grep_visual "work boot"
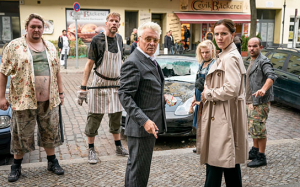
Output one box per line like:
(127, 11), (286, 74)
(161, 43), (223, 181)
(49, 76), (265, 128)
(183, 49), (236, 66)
(88, 147), (98, 164)
(247, 152), (267, 167)
(8, 164), (21, 182)
(193, 149), (196, 153)
(116, 146), (129, 156)
(47, 158), (64, 175)
(248, 146), (259, 160)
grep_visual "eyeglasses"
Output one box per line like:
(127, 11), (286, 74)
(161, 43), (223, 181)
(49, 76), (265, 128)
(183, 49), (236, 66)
(140, 37), (160, 44)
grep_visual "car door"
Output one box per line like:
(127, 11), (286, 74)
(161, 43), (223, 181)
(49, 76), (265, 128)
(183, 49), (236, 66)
(268, 50), (290, 104)
(283, 53), (300, 109)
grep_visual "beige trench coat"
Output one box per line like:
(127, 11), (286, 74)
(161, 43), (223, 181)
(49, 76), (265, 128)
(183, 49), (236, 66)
(196, 43), (248, 168)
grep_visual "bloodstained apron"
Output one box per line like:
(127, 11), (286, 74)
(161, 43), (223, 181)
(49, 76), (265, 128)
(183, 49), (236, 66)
(88, 34), (123, 114)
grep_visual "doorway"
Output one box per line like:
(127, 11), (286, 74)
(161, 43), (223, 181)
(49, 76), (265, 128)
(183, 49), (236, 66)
(0, 1), (20, 47)
(125, 11), (138, 42)
(288, 16), (300, 48)
(152, 13), (163, 49)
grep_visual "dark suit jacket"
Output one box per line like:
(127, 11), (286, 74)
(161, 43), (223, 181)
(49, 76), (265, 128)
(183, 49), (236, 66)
(118, 49), (167, 137)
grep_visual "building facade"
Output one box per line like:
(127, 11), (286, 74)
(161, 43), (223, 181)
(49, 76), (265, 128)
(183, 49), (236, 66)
(0, 0), (299, 50)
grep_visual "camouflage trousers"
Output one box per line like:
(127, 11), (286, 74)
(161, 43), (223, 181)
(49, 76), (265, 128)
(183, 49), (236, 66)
(11, 101), (62, 155)
(246, 102), (270, 139)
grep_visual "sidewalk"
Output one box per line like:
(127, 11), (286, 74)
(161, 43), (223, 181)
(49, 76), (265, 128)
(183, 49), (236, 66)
(0, 139), (299, 186)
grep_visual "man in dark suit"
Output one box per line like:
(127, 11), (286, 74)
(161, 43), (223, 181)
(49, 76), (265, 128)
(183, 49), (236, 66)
(118, 22), (167, 187)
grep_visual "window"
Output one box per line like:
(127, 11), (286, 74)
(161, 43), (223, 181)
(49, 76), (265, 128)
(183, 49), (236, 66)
(287, 55), (300, 75)
(270, 52), (287, 70)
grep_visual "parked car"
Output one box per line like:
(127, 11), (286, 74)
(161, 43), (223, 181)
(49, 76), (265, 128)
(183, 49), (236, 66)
(122, 55), (199, 137)
(0, 55), (12, 155)
(244, 48), (300, 110)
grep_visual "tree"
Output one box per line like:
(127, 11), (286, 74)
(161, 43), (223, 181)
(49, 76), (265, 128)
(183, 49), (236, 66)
(250, 0), (257, 38)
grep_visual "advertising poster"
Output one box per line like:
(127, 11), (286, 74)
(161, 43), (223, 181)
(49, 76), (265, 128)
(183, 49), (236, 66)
(44, 20), (54, 34)
(202, 24), (207, 41)
(66, 9), (110, 43)
(167, 13), (181, 42)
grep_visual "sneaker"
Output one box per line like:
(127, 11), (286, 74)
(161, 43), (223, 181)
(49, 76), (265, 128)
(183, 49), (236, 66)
(193, 149), (197, 153)
(47, 159), (64, 175)
(116, 146), (129, 156)
(8, 164), (21, 182)
(248, 146), (259, 160)
(247, 153), (267, 167)
(88, 147), (98, 164)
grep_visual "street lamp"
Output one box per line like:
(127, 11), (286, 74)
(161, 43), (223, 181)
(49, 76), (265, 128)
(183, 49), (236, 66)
(281, 0), (286, 46)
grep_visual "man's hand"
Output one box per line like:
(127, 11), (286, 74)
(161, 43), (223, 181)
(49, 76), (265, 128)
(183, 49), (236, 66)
(59, 48), (61, 53)
(77, 90), (89, 106)
(252, 89), (266, 98)
(0, 98), (9, 111)
(59, 95), (64, 105)
(143, 120), (159, 139)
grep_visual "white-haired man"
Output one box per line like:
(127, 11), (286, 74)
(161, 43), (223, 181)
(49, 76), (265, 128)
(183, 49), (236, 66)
(119, 22), (167, 187)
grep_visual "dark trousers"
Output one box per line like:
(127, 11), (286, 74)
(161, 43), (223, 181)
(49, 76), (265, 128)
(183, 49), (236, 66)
(204, 164), (242, 187)
(125, 136), (156, 187)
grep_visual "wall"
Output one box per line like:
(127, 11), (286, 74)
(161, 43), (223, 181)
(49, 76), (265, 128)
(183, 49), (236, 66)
(19, 0), (180, 41)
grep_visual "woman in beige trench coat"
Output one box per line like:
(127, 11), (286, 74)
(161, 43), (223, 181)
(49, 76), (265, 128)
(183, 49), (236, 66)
(198, 19), (248, 187)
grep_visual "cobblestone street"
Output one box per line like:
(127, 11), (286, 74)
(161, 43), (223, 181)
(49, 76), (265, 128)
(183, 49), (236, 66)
(0, 60), (299, 186)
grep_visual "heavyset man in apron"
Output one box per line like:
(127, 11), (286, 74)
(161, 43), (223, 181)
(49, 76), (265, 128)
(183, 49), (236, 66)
(77, 12), (128, 164)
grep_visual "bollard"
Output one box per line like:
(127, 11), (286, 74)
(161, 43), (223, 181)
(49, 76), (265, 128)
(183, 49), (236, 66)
(64, 48), (68, 69)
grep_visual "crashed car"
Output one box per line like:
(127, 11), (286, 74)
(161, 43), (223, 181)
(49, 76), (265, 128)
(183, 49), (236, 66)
(122, 55), (199, 136)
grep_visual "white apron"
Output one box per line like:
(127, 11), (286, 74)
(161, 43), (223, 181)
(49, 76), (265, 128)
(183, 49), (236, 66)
(88, 34), (123, 114)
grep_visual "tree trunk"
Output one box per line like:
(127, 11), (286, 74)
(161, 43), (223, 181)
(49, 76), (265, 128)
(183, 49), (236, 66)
(250, 0), (257, 38)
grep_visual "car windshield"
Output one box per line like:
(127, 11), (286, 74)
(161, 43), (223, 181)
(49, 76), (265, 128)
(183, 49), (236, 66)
(156, 57), (199, 78)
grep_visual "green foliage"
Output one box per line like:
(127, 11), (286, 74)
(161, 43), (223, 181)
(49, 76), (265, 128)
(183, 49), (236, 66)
(48, 39), (88, 58)
(241, 33), (262, 51)
(241, 35), (249, 51)
(212, 39), (220, 50)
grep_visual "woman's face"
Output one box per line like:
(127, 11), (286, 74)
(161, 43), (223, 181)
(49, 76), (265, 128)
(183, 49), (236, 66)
(214, 24), (235, 50)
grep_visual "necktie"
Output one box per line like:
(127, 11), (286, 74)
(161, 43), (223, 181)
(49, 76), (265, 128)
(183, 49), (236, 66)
(151, 59), (158, 71)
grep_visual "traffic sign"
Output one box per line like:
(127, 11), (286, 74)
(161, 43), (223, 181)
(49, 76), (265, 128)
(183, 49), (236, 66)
(73, 2), (80, 12)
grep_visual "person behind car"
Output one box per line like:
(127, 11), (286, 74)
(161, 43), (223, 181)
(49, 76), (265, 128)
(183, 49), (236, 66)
(164, 31), (172, 54)
(246, 37), (277, 168)
(191, 40), (216, 153)
(0, 13), (65, 182)
(130, 28), (137, 45)
(199, 19), (248, 187)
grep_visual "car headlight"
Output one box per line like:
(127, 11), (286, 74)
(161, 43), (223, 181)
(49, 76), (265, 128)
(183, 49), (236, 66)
(174, 97), (194, 116)
(0, 116), (11, 129)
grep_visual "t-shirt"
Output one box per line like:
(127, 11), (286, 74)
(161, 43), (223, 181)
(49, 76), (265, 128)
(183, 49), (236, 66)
(88, 33), (123, 69)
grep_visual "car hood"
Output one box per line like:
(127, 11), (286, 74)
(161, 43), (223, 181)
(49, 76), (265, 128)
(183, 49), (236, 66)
(164, 78), (195, 103)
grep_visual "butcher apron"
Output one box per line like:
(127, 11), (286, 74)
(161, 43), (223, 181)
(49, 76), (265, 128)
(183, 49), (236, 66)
(88, 34), (123, 114)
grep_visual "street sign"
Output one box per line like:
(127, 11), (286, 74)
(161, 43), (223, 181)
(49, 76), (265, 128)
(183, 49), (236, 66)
(73, 2), (80, 12)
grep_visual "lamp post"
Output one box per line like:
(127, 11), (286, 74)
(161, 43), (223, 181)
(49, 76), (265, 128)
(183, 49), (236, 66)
(281, 0), (286, 46)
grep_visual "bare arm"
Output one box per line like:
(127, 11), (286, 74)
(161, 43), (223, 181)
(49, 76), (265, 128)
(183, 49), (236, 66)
(252, 78), (274, 98)
(81, 59), (94, 90)
(0, 73), (9, 110)
(0, 73), (8, 99)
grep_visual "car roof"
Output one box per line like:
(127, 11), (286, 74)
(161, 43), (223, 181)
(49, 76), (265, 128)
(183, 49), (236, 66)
(264, 47), (300, 53)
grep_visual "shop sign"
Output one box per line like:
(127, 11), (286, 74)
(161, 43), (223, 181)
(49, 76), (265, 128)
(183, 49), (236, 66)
(65, 9), (109, 43)
(180, 0), (243, 12)
(167, 13), (181, 42)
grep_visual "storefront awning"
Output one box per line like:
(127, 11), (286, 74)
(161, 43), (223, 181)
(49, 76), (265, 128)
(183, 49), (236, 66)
(175, 13), (251, 24)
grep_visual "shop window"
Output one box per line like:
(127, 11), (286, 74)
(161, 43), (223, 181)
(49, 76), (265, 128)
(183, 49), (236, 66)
(270, 52), (287, 70)
(287, 55), (300, 75)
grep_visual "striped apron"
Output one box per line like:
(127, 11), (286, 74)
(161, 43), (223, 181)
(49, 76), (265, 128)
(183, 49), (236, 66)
(88, 34), (123, 114)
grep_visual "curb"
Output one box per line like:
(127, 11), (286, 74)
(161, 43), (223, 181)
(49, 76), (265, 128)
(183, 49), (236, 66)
(0, 139), (298, 171)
